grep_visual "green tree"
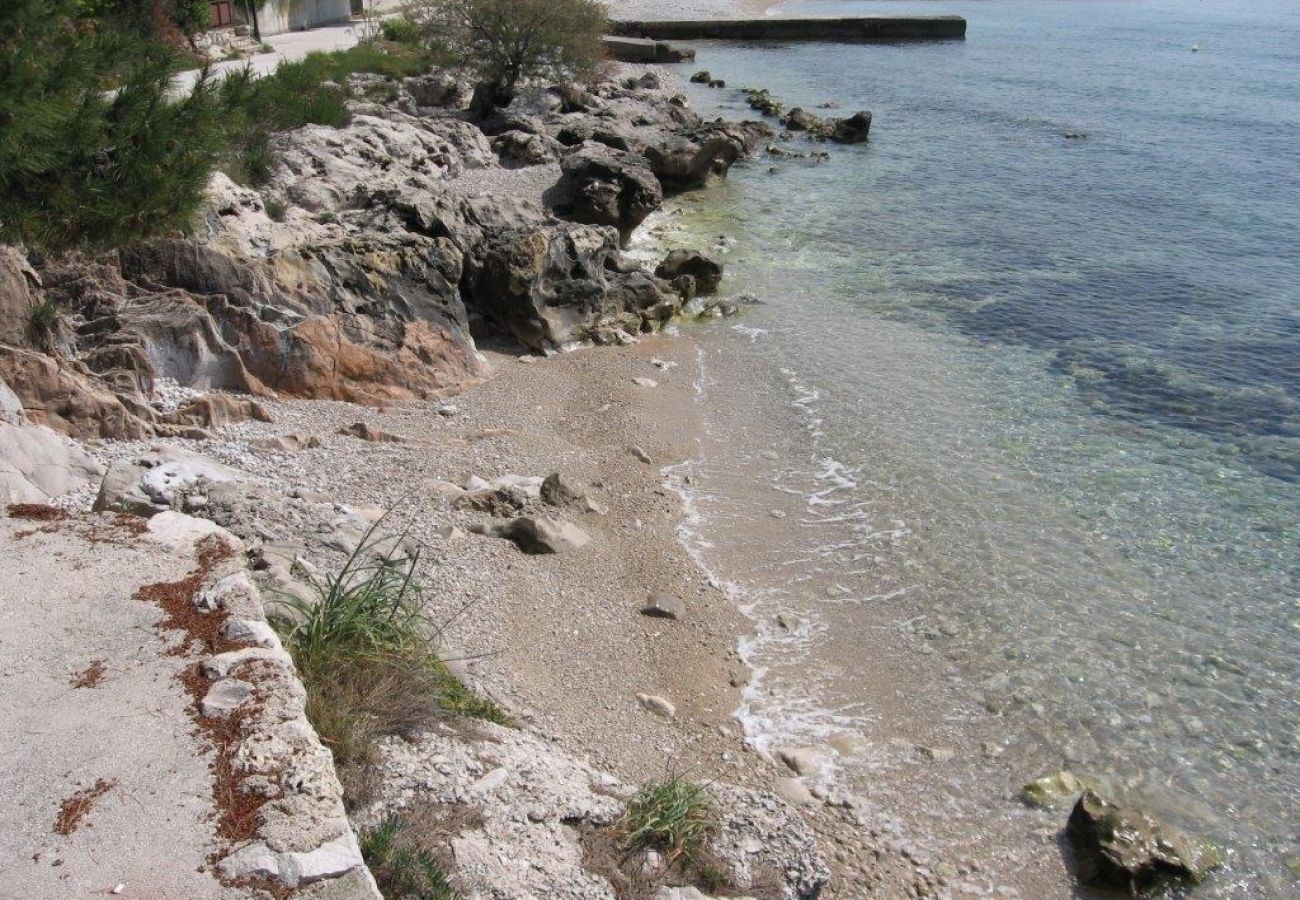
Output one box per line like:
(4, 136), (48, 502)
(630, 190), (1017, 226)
(0, 0), (225, 252)
(408, 0), (607, 111)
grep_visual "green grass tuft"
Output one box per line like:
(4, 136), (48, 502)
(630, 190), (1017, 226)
(362, 815), (459, 900)
(621, 777), (717, 866)
(271, 518), (509, 768)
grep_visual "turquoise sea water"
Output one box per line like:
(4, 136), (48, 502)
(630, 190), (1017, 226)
(653, 0), (1299, 894)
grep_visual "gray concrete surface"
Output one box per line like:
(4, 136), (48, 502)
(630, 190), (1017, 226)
(0, 514), (238, 900)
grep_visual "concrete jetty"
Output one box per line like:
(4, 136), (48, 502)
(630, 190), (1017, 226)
(610, 15), (967, 43)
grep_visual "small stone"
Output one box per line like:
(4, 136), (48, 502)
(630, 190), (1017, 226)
(636, 693), (676, 718)
(201, 679), (252, 717)
(769, 509), (787, 519)
(630, 446), (653, 464)
(434, 524), (464, 541)
(436, 404), (459, 417)
(632, 376), (659, 388)
(337, 422), (403, 443)
(540, 472), (584, 506)
(641, 593), (685, 620)
(917, 745), (955, 763)
(776, 612), (800, 632)
(473, 516), (591, 554)
(776, 746), (825, 777)
(773, 777), (816, 807)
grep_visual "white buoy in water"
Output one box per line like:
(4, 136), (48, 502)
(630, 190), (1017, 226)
(1191, 44), (1200, 52)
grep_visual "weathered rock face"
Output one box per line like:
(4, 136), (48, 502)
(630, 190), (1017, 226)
(557, 143), (663, 236)
(1067, 790), (1223, 895)
(1, 68), (771, 430)
(0, 246), (39, 347)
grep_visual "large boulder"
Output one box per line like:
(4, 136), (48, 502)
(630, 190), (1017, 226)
(0, 422), (103, 503)
(114, 229), (484, 406)
(557, 143), (663, 237)
(1067, 790), (1224, 895)
(655, 250), (724, 295)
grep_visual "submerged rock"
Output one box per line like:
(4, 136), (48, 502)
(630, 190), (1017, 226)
(1021, 769), (1099, 809)
(1067, 790), (1224, 894)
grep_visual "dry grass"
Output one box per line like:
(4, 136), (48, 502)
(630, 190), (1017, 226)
(71, 659), (107, 688)
(6, 503), (67, 521)
(54, 778), (116, 835)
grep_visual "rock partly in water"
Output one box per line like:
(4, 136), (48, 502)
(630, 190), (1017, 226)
(1067, 790), (1224, 894)
(656, 250), (724, 295)
(830, 111), (873, 144)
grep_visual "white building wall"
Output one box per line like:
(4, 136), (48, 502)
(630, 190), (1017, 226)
(256, 0), (353, 36)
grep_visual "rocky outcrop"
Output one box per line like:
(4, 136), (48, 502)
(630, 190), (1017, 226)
(0, 65), (775, 432)
(1067, 790), (1223, 895)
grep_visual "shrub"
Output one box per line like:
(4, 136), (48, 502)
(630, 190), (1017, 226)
(361, 815), (459, 900)
(381, 16), (423, 46)
(28, 300), (60, 343)
(621, 777), (716, 865)
(406, 0), (607, 110)
(271, 520), (509, 768)
(0, 0), (227, 251)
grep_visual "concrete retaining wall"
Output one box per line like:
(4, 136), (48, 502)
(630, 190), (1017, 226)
(609, 15), (967, 43)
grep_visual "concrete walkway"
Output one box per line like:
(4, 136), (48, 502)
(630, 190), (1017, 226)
(0, 513), (239, 900)
(173, 20), (371, 93)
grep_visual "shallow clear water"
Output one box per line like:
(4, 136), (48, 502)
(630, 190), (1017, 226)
(648, 0), (1300, 894)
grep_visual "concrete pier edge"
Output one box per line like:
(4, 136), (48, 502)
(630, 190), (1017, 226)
(609, 15), (967, 43)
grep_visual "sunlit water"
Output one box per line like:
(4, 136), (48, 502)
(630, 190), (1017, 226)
(639, 0), (1300, 894)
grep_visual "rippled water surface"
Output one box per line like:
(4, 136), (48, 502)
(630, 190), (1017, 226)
(648, 0), (1300, 894)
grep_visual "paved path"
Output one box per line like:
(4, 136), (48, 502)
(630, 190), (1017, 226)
(0, 513), (240, 900)
(173, 20), (372, 93)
